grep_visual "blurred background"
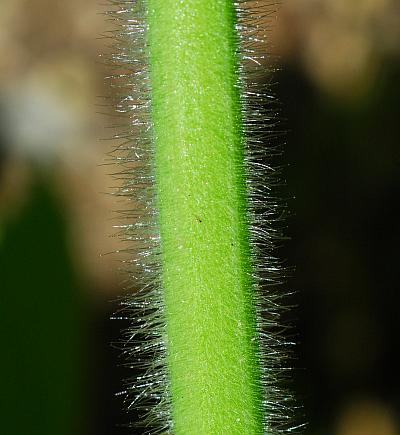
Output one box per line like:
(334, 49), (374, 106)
(0, 0), (399, 434)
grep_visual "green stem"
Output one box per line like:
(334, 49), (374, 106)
(148, 1), (263, 432)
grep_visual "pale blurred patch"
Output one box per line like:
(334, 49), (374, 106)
(270, 0), (400, 101)
(0, 0), (123, 295)
(336, 398), (398, 435)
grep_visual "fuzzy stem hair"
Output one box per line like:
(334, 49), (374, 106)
(106, 0), (296, 433)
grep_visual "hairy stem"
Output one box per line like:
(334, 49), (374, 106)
(148, 1), (263, 432)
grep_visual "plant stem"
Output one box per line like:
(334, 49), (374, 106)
(148, 1), (263, 432)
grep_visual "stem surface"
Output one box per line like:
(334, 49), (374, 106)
(148, 1), (263, 432)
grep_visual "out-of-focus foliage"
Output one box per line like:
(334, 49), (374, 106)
(0, 177), (85, 435)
